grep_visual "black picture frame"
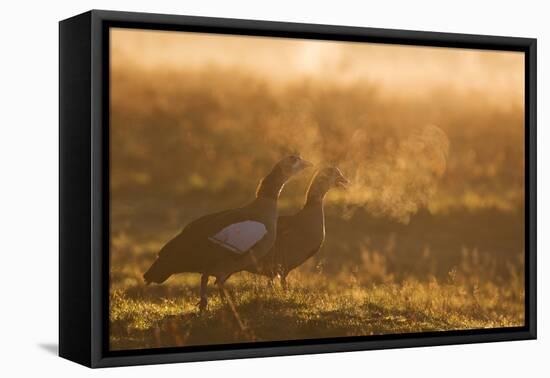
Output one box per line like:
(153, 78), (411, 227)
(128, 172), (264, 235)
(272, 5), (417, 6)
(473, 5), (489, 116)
(59, 9), (537, 368)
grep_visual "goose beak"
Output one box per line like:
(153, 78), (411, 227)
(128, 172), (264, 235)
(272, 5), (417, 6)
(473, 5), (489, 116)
(335, 175), (350, 189)
(299, 159), (314, 169)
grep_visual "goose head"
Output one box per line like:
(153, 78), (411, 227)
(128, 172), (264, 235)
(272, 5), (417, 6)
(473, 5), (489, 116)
(256, 155), (313, 199)
(306, 166), (349, 204)
(278, 154), (314, 179)
(315, 166), (349, 191)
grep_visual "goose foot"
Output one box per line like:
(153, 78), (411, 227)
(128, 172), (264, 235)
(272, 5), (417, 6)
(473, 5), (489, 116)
(280, 275), (288, 291)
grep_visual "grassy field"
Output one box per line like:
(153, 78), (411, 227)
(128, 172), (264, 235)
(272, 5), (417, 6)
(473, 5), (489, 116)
(110, 275), (524, 350)
(109, 206), (524, 350)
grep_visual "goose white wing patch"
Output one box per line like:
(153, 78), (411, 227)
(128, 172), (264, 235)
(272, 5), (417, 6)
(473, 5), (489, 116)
(209, 221), (267, 254)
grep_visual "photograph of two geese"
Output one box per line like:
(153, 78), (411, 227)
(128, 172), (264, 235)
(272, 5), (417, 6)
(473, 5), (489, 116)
(144, 156), (348, 311)
(109, 28), (526, 350)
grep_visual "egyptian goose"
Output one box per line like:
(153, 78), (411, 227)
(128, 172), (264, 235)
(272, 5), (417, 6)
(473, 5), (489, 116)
(247, 167), (349, 288)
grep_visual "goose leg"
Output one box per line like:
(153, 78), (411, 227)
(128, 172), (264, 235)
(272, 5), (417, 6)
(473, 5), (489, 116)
(216, 280), (247, 333)
(280, 275), (288, 291)
(198, 274), (209, 312)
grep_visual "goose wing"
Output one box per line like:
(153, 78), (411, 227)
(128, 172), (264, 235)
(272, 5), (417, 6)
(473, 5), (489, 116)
(158, 207), (270, 272)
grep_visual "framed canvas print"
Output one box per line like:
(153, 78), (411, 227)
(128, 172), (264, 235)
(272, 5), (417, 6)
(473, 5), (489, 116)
(59, 10), (537, 368)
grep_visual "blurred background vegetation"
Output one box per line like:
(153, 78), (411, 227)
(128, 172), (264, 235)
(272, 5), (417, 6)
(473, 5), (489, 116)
(109, 29), (525, 350)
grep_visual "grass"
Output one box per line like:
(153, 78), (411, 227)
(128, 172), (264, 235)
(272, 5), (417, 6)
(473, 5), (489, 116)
(109, 206), (524, 350)
(110, 263), (524, 350)
(108, 195), (526, 350)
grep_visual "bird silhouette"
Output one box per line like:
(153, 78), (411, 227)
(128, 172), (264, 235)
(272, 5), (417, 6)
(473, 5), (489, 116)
(247, 167), (349, 288)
